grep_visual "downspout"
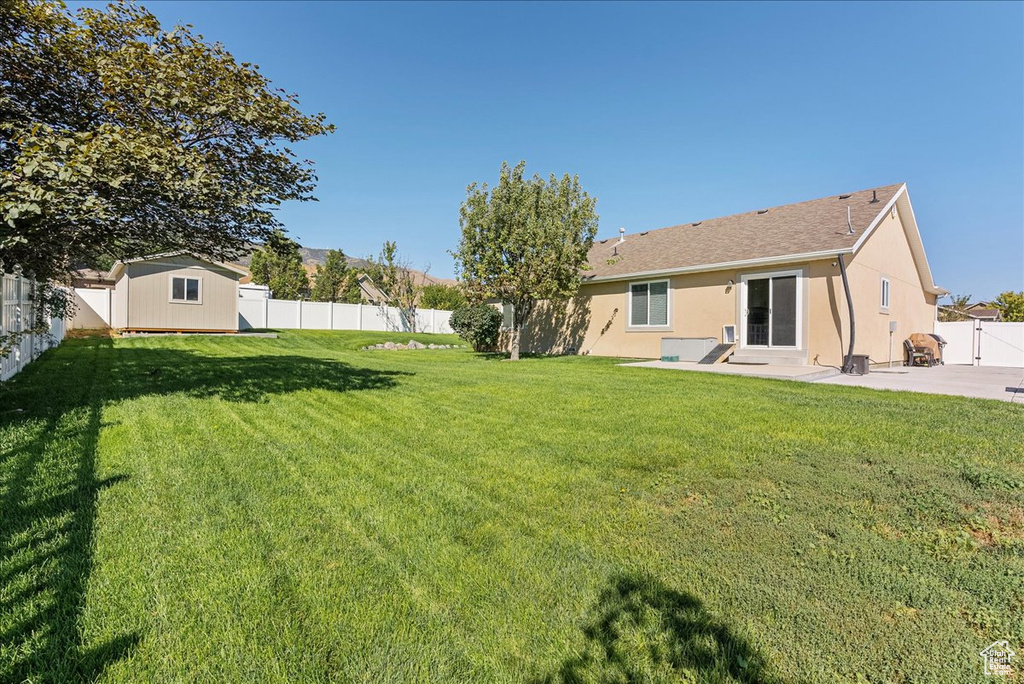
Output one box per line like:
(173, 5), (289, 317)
(838, 253), (856, 373)
(838, 205), (856, 373)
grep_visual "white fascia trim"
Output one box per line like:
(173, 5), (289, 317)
(850, 183), (944, 295)
(583, 248), (852, 284)
(108, 252), (248, 279)
(894, 187), (945, 295)
(851, 183), (906, 254)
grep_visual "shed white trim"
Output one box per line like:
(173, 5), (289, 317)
(109, 251), (248, 280)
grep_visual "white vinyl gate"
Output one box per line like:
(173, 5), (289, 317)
(1, 273), (67, 381)
(935, 320), (1024, 368)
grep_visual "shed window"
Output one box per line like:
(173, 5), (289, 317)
(172, 276), (201, 302)
(501, 303), (514, 330)
(630, 280), (669, 327)
(880, 277), (890, 310)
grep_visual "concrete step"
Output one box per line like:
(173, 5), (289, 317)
(729, 349), (809, 366)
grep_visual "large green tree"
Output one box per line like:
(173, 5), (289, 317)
(0, 0), (332, 292)
(310, 248), (360, 303)
(249, 230), (308, 300)
(993, 291), (1024, 322)
(454, 161), (598, 360)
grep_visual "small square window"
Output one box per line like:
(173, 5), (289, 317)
(171, 276), (201, 303)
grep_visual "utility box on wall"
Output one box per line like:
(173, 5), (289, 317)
(661, 337), (719, 362)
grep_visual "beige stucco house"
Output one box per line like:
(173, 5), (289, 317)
(108, 253), (246, 333)
(517, 183), (946, 368)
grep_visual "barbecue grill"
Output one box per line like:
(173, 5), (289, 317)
(906, 332), (946, 366)
(926, 333), (947, 364)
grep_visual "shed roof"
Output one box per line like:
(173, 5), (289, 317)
(108, 252), (249, 280)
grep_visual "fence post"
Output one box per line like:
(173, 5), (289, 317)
(329, 302), (334, 330)
(357, 303), (363, 331)
(975, 320), (983, 366)
(263, 296), (269, 329)
(16, 273), (23, 374)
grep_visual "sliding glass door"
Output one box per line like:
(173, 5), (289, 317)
(742, 272), (800, 348)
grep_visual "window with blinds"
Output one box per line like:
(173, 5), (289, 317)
(629, 280), (669, 327)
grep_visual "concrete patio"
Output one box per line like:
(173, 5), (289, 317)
(815, 364), (1024, 403)
(619, 360), (839, 382)
(619, 360), (1024, 403)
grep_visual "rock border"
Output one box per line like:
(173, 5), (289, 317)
(361, 340), (468, 351)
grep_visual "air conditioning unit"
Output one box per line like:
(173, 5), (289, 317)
(722, 325), (736, 344)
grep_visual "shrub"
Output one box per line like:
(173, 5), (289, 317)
(420, 283), (467, 311)
(450, 305), (502, 351)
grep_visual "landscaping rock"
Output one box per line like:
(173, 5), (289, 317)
(408, 340), (426, 350)
(376, 343), (386, 349)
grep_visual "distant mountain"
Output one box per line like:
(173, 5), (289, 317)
(297, 247), (372, 271)
(233, 245), (369, 270)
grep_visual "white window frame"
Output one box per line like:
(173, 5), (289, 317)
(739, 268), (803, 350)
(627, 279), (671, 330)
(169, 275), (203, 304)
(880, 276), (891, 311)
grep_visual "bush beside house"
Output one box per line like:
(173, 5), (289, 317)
(450, 305), (502, 351)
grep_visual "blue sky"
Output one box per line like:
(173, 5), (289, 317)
(86, 1), (1022, 298)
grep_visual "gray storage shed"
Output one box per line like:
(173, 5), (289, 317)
(108, 252), (246, 333)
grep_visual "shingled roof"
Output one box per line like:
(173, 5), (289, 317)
(584, 183), (913, 281)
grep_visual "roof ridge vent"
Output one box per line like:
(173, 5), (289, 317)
(757, 209), (769, 214)
(838, 193), (852, 199)
(692, 221), (702, 226)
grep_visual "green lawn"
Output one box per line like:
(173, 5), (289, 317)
(1, 331), (1022, 683)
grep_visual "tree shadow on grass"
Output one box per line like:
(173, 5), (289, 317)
(0, 372), (137, 682)
(538, 573), (783, 684)
(104, 347), (413, 403)
(0, 339), (412, 681)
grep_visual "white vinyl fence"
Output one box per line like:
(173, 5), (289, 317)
(1, 272), (67, 381)
(70, 286), (456, 335)
(238, 296), (454, 334)
(935, 320), (1024, 368)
